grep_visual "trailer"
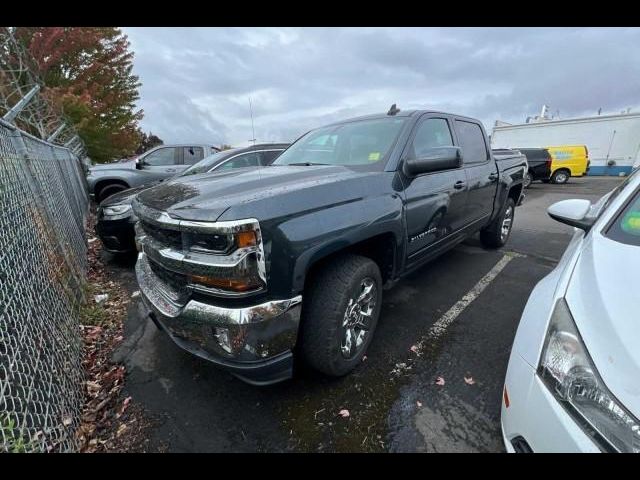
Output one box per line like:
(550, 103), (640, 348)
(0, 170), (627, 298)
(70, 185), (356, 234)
(491, 112), (640, 176)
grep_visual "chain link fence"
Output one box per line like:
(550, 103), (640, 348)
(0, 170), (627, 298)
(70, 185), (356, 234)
(1, 27), (89, 453)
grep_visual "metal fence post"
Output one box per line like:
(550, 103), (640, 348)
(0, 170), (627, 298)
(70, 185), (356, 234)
(2, 85), (40, 124)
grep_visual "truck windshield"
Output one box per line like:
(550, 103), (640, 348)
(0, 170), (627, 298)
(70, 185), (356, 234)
(273, 117), (407, 167)
(180, 150), (240, 176)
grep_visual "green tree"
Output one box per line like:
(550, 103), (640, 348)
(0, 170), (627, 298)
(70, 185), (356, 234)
(136, 131), (164, 154)
(15, 27), (143, 163)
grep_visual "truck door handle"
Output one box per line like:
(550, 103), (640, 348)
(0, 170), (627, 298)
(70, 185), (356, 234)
(166, 168), (176, 172)
(454, 181), (466, 189)
(488, 173), (498, 180)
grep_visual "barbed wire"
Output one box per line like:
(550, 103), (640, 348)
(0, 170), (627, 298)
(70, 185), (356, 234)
(0, 27), (87, 158)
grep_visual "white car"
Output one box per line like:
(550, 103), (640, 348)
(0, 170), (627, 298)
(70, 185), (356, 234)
(501, 169), (640, 453)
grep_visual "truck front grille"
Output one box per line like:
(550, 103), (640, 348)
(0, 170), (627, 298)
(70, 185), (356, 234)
(145, 255), (191, 306)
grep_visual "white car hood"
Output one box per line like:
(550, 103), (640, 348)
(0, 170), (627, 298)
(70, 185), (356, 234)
(565, 232), (640, 419)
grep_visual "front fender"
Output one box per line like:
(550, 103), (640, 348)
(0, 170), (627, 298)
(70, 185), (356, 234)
(87, 169), (151, 193)
(264, 193), (404, 297)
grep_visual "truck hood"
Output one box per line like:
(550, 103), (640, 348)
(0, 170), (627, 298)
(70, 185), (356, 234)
(565, 233), (640, 419)
(90, 159), (137, 172)
(100, 184), (151, 207)
(135, 165), (388, 223)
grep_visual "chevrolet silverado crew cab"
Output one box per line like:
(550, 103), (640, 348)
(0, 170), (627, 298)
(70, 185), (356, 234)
(133, 109), (527, 385)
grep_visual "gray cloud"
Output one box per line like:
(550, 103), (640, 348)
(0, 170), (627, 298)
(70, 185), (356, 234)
(124, 27), (640, 147)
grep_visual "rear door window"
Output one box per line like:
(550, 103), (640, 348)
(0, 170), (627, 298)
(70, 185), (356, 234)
(455, 120), (488, 164)
(183, 146), (204, 165)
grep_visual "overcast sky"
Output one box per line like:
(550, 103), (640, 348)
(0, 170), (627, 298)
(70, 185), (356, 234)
(123, 27), (640, 147)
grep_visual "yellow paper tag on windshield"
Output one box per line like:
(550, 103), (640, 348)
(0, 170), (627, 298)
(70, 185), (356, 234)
(368, 152), (381, 162)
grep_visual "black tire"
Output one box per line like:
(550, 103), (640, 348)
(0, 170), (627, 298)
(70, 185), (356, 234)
(299, 254), (383, 377)
(98, 183), (127, 203)
(523, 172), (533, 189)
(480, 197), (516, 249)
(551, 169), (570, 184)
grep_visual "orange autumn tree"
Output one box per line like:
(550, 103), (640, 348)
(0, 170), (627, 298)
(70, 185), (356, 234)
(15, 27), (143, 163)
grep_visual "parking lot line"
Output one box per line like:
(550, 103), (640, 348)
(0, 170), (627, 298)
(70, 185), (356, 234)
(414, 251), (524, 353)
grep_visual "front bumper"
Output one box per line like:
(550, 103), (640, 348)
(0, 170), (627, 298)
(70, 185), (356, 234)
(135, 252), (302, 385)
(96, 214), (137, 253)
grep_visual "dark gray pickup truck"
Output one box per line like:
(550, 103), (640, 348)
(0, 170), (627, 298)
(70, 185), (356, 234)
(133, 109), (527, 385)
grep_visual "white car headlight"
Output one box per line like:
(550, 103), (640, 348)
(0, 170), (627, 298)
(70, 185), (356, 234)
(103, 204), (132, 217)
(538, 298), (640, 453)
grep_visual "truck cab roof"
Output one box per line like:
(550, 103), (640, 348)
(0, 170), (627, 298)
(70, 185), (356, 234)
(322, 109), (483, 128)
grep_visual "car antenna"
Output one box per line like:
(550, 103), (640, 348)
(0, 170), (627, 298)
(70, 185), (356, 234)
(387, 103), (401, 116)
(249, 96), (257, 146)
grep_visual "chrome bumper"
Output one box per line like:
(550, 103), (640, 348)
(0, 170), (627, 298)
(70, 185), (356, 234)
(135, 252), (302, 382)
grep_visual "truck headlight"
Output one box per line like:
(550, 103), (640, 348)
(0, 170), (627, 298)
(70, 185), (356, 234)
(538, 298), (640, 452)
(181, 219), (266, 295)
(103, 204), (132, 217)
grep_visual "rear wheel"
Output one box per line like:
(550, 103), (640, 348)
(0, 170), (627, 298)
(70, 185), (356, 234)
(523, 172), (533, 189)
(299, 254), (382, 377)
(480, 198), (515, 249)
(98, 183), (127, 203)
(551, 169), (570, 184)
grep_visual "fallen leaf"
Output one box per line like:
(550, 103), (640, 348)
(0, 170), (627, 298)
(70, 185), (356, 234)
(410, 345), (419, 354)
(120, 396), (132, 415)
(131, 290), (141, 298)
(116, 424), (128, 437)
(435, 376), (445, 386)
(464, 376), (475, 385)
(338, 409), (350, 418)
(362, 355), (367, 362)
(416, 401), (422, 408)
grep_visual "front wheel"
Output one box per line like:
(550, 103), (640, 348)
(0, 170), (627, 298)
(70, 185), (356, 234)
(480, 198), (515, 249)
(299, 254), (382, 377)
(98, 183), (127, 203)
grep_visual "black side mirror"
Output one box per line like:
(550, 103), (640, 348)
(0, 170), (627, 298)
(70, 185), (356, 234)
(403, 146), (462, 177)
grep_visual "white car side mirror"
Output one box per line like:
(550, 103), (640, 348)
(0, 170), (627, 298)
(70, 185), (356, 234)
(547, 199), (595, 231)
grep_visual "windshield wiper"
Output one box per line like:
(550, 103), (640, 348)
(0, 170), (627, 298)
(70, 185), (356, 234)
(285, 162), (329, 166)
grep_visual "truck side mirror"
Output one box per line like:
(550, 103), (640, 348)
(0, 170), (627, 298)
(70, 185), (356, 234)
(403, 146), (462, 176)
(548, 199), (595, 231)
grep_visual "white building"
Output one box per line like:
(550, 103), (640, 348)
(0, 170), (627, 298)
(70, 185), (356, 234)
(491, 110), (640, 175)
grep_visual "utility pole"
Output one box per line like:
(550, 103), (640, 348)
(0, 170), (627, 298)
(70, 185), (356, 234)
(248, 97), (256, 146)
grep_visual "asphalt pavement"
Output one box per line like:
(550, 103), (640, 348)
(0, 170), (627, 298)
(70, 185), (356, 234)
(106, 175), (624, 452)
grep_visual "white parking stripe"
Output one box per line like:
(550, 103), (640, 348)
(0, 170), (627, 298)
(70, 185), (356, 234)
(412, 251), (524, 355)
